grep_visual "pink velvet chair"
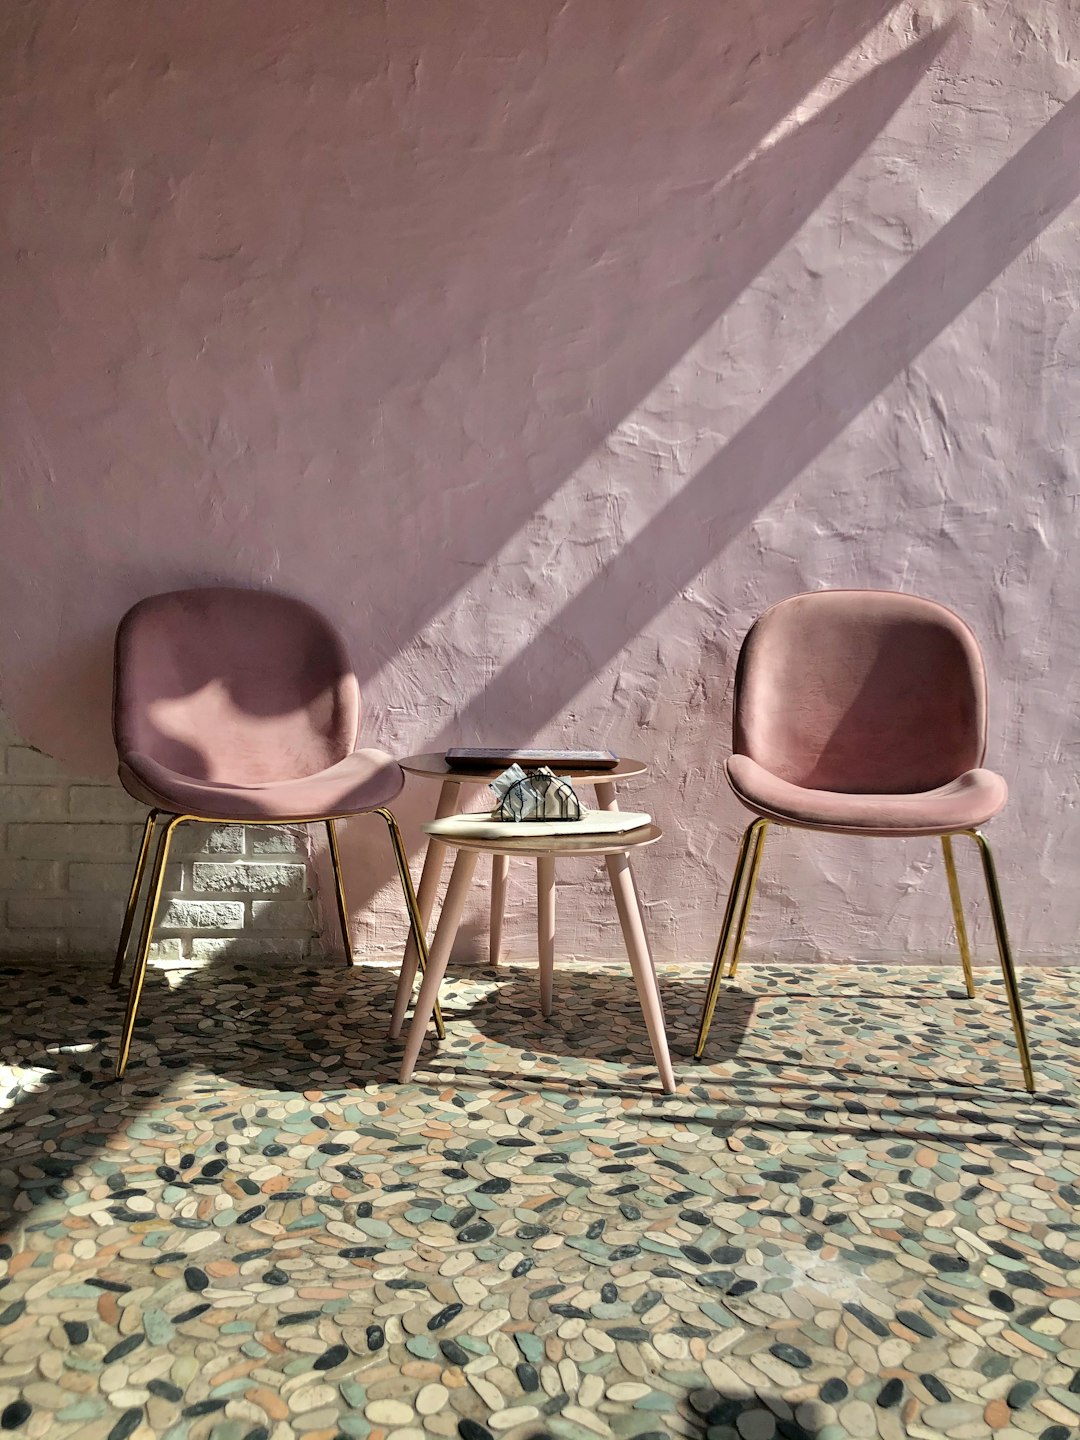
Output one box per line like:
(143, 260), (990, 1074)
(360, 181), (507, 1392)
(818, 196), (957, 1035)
(110, 586), (441, 1077)
(694, 590), (1034, 1091)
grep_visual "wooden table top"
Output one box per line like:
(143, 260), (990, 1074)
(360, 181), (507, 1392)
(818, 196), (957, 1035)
(400, 752), (648, 785)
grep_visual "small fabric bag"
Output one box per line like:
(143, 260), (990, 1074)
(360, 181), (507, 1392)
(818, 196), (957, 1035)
(491, 764), (582, 822)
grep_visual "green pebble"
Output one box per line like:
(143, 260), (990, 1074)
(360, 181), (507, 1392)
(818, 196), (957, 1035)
(633, 1391), (675, 1411)
(56, 1400), (107, 1422)
(337, 1414), (373, 1437)
(514, 1331), (544, 1363)
(405, 1336), (438, 1360)
(340, 1381), (367, 1408)
(143, 1309), (175, 1345)
(699, 1301), (737, 1328)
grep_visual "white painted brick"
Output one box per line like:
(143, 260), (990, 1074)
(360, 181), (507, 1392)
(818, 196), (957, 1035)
(4, 746), (67, 781)
(171, 825), (246, 857)
(0, 709), (334, 963)
(248, 825), (311, 855)
(8, 895), (123, 928)
(158, 899), (245, 930)
(7, 823), (138, 858)
(147, 937), (184, 962)
(188, 937), (309, 961)
(0, 859), (63, 892)
(191, 862), (307, 896)
(0, 785), (67, 820)
(68, 785), (145, 821)
(250, 899), (316, 933)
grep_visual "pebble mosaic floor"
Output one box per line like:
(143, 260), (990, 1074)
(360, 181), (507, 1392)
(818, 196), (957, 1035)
(1, 955), (1079, 1440)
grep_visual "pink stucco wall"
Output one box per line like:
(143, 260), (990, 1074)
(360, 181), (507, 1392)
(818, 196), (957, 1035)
(1, 0), (1078, 961)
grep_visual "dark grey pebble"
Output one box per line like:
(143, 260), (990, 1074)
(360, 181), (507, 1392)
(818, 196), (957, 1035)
(314, 1344), (349, 1370)
(147, 1380), (183, 1402)
(183, 1399), (226, 1418)
(458, 1222), (494, 1244)
(516, 1362), (540, 1392)
(1008, 1380), (1039, 1410)
(877, 1378), (904, 1408)
(366, 1324), (384, 1351)
(106, 1411), (142, 1440)
(770, 1343), (811, 1369)
(104, 1335), (143, 1364)
(458, 1421), (494, 1440)
(843, 1303), (889, 1337)
(1, 1401), (31, 1431)
(895, 1310), (935, 1337)
(183, 1267), (209, 1293)
(428, 1303), (463, 1331)
(438, 1339), (470, 1367)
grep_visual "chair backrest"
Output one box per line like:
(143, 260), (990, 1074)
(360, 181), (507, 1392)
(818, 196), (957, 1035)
(733, 590), (988, 794)
(113, 588), (361, 784)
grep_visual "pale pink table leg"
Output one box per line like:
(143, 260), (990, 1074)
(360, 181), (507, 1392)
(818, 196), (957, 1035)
(536, 856), (556, 1017)
(605, 849), (676, 1094)
(400, 848), (480, 1082)
(594, 778), (666, 1024)
(389, 778), (462, 1039)
(490, 855), (509, 965)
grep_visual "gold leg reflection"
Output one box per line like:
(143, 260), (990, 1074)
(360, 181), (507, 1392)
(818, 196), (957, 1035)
(115, 814), (185, 1079)
(966, 829), (1035, 1093)
(725, 821), (768, 980)
(941, 834), (975, 998)
(325, 819), (354, 967)
(376, 808), (445, 1041)
(694, 818), (767, 1060)
(111, 809), (159, 989)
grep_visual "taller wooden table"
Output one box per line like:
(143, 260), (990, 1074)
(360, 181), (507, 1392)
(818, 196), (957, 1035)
(389, 752), (650, 1040)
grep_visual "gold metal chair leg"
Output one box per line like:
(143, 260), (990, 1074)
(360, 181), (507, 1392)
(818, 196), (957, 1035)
(115, 814), (185, 1079)
(941, 834), (976, 998)
(376, 808), (445, 1041)
(725, 820), (768, 981)
(325, 819), (354, 967)
(110, 809), (159, 988)
(695, 819), (763, 1059)
(966, 829), (1035, 1093)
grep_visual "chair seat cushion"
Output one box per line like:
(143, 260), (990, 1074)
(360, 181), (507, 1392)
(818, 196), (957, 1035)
(119, 748), (405, 821)
(726, 755), (1007, 837)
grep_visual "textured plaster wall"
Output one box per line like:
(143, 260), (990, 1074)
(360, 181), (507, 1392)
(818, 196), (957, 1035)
(0, 0), (1078, 964)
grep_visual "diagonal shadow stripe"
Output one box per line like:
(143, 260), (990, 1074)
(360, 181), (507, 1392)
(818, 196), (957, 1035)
(436, 89), (1080, 745)
(350, 0), (911, 675)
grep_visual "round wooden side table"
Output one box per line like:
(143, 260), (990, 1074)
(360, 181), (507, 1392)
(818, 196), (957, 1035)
(397, 821), (674, 1094)
(390, 754), (651, 1041)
